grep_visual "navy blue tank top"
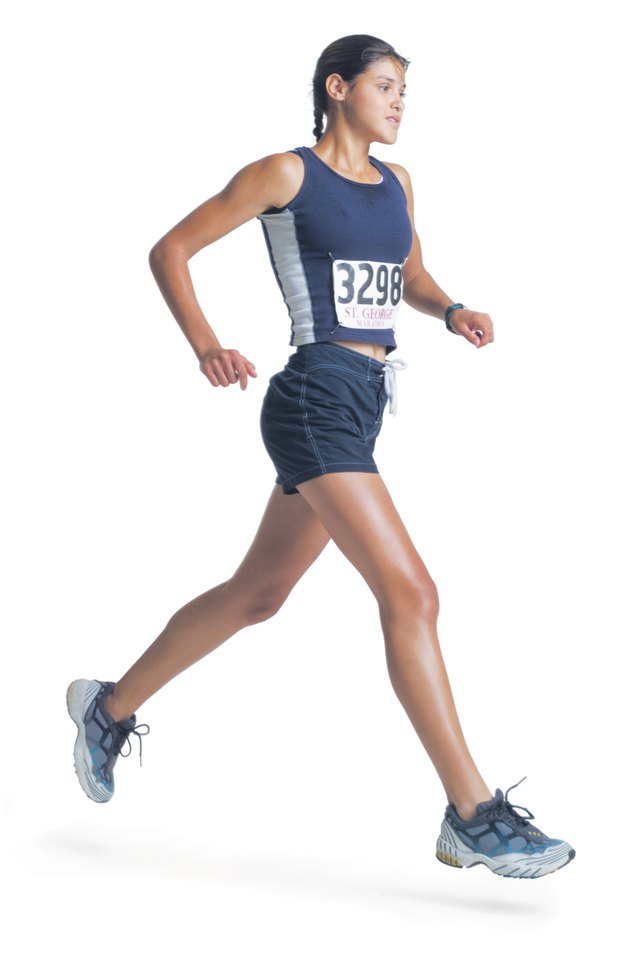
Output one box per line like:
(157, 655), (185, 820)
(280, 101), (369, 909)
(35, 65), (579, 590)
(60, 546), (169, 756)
(258, 146), (413, 353)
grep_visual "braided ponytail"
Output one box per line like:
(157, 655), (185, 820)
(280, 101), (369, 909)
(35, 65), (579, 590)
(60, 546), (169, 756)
(311, 35), (409, 141)
(312, 103), (325, 142)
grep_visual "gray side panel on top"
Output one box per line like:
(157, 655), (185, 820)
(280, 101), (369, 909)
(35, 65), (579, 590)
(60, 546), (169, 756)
(258, 210), (315, 345)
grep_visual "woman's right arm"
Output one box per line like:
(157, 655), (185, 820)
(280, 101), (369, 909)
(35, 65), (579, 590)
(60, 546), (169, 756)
(148, 152), (303, 389)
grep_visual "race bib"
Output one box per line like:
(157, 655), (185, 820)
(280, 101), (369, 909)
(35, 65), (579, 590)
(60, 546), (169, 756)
(332, 259), (403, 330)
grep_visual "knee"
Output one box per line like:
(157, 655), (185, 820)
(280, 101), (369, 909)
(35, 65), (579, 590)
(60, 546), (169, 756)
(227, 579), (291, 626)
(244, 591), (287, 624)
(379, 574), (440, 626)
(407, 576), (440, 623)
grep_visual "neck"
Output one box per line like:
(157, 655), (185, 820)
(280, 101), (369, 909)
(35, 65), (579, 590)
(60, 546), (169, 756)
(312, 125), (374, 180)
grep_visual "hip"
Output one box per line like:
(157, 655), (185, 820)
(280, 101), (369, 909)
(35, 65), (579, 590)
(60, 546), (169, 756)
(262, 342), (388, 442)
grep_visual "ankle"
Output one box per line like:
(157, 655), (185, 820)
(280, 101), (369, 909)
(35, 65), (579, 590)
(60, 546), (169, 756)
(103, 690), (131, 725)
(450, 790), (494, 821)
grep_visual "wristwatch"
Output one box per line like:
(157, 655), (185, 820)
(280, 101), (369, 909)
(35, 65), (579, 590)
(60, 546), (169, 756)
(444, 302), (467, 333)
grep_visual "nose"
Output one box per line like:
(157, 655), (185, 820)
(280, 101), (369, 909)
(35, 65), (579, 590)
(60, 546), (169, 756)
(390, 91), (404, 111)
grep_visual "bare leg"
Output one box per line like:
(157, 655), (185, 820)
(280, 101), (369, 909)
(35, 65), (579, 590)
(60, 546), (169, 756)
(105, 485), (330, 722)
(296, 471), (493, 820)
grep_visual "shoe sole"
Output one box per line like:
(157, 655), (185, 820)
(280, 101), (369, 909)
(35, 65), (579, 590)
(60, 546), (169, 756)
(436, 821), (576, 878)
(66, 679), (112, 803)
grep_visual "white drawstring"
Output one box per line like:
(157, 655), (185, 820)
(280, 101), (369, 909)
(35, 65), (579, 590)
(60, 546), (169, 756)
(383, 358), (408, 416)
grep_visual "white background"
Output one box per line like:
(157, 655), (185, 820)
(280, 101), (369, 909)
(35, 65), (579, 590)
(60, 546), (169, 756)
(2, 0), (637, 956)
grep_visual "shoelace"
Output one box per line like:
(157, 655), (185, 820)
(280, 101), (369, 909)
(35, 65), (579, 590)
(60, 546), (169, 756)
(383, 358), (408, 416)
(486, 775), (536, 828)
(115, 720), (151, 767)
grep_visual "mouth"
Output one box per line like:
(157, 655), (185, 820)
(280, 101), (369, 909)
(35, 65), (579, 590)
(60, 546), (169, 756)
(386, 116), (400, 126)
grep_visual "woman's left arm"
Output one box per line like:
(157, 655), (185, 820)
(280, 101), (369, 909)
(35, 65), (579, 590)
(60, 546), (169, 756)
(387, 163), (494, 349)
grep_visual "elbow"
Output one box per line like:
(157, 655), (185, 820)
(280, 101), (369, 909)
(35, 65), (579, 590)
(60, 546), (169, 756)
(401, 275), (419, 307)
(148, 238), (169, 269)
(402, 267), (428, 305)
(148, 237), (185, 273)
(148, 239), (164, 273)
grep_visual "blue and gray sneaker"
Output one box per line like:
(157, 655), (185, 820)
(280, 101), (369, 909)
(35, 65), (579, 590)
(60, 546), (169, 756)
(436, 777), (576, 878)
(67, 678), (149, 803)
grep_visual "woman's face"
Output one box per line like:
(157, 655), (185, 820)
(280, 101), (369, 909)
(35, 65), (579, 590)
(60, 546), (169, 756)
(340, 57), (406, 144)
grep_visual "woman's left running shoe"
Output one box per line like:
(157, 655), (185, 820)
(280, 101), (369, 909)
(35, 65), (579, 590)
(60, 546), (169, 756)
(67, 678), (149, 802)
(435, 777), (576, 879)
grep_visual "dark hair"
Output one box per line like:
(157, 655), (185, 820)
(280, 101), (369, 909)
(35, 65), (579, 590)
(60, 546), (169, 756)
(312, 35), (410, 141)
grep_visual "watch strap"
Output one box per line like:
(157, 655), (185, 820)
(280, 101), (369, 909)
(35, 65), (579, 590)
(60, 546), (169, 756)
(444, 302), (466, 333)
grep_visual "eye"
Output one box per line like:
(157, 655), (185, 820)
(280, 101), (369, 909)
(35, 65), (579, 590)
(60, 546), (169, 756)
(379, 85), (390, 92)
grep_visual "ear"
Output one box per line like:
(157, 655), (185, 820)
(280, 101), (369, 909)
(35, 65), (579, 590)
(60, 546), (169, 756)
(325, 72), (350, 103)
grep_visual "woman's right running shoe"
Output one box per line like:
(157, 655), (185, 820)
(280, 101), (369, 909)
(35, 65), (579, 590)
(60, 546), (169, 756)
(66, 678), (149, 803)
(435, 777), (576, 879)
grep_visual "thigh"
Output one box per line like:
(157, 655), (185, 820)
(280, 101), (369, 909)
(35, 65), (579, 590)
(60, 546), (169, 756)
(229, 484), (331, 595)
(296, 472), (433, 604)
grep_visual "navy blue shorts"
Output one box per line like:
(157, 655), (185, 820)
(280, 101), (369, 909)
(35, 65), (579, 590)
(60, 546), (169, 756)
(260, 342), (389, 495)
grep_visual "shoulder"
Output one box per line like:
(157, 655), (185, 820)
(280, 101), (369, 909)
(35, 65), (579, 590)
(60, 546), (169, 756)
(254, 150), (304, 177)
(239, 151), (305, 211)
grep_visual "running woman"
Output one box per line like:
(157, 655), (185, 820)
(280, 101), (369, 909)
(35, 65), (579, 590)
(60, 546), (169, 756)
(67, 35), (575, 879)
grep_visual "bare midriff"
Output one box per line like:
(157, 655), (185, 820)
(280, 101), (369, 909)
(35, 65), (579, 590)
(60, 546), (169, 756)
(333, 339), (387, 363)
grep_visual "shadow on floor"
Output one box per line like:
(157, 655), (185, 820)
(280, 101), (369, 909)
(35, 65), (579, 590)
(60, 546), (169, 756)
(34, 826), (550, 918)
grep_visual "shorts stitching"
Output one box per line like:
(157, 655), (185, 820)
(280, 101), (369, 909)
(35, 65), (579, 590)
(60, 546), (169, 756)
(297, 342), (387, 374)
(280, 462), (379, 492)
(301, 361), (382, 383)
(300, 372), (326, 475)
